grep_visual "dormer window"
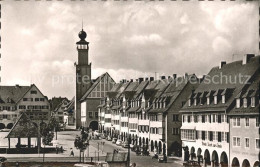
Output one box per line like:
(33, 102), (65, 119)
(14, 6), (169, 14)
(251, 97), (255, 107)
(207, 97), (210, 105)
(194, 99), (197, 106)
(163, 101), (166, 108)
(236, 98), (240, 108)
(188, 99), (191, 107)
(214, 96), (217, 104)
(243, 98), (247, 108)
(222, 95), (225, 104)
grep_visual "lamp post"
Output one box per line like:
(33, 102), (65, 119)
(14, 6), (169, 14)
(127, 133), (130, 167)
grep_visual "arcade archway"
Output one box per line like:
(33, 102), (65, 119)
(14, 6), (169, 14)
(0, 123), (5, 129)
(231, 157), (240, 167)
(242, 159), (250, 167)
(253, 161), (259, 167)
(212, 150), (219, 167)
(220, 152), (228, 167)
(7, 123), (13, 129)
(204, 149), (211, 166)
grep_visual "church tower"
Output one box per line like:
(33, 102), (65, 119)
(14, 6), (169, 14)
(75, 28), (92, 128)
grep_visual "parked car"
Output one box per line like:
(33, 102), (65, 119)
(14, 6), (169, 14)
(106, 136), (112, 141)
(116, 139), (122, 146)
(94, 130), (101, 137)
(183, 160), (201, 167)
(100, 134), (106, 139)
(112, 138), (117, 144)
(122, 141), (129, 148)
(158, 154), (167, 163)
(0, 157), (7, 162)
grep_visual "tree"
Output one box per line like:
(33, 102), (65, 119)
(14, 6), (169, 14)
(74, 128), (89, 162)
(41, 124), (54, 163)
(48, 117), (61, 140)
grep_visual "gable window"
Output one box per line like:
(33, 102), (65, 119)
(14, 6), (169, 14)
(172, 114), (179, 122)
(236, 99), (240, 108)
(30, 90), (37, 94)
(243, 98), (247, 108)
(89, 112), (93, 118)
(251, 97), (255, 107)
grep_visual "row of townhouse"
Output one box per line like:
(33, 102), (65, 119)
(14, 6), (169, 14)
(180, 54), (259, 167)
(98, 74), (201, 156)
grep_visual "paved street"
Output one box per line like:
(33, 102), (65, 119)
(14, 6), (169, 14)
(89, 139), (183, 167)
(0, 131), (184, 166)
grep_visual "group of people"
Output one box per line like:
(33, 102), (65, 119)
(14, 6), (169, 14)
(55, 145), (64, 154)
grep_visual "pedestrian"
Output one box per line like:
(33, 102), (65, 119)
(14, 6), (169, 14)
(60, 146), (63, 153)
(70, 148), (74, 156)
(131, 163), (136, 167)
(56, 145), (59, 154)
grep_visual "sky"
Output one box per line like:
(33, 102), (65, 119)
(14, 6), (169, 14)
(1, 0), (259, 99)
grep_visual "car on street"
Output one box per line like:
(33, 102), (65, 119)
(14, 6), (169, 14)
(116, 139), (122, 146)
(106, 136), (112, 141)
(0, 157), (7, 162)
(122, 141), (129, 148)
(183, 160), (201, 167)
(100, 134), (106, 139)
(94, 130), (101, 137)
(112, 138), (117, 144)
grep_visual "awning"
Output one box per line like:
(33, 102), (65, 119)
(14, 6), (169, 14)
(180, 125), (196, 130)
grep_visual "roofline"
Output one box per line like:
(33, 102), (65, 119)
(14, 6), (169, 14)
(15, 84), (50, 105)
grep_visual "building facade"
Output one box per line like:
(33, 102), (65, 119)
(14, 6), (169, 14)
(99, 74), (200, 156)
(180, 54), (259, 167)
(0, 84), (50, 130)
(228, 71), (259, 167)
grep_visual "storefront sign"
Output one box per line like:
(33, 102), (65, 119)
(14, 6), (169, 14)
(201, 141), (222, 148)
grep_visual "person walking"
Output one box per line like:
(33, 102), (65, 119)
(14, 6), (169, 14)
(70, 148), (74, 156)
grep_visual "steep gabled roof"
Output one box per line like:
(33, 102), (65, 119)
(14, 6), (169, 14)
(80, 72), (115, 101)
(6, 113), (39, 138)
(50, 97), (68, 111)
(229, 71), (260, 116)
(0, 85), (31, 104)
(181, 56), (260, 112)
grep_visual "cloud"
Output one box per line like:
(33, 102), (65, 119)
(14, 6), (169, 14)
(180, 13), (191, 24)
(1, 1), (258, 99)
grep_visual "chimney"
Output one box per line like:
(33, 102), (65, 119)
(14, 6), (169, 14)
(150, 77), (154, 81)
(219, 61), (226, 69)
(168, 76), (171, 79)
(130, 79), (133, 82)
(185, 73), (188, 79)
(160, 76), (166, 80)
(173, 74), (177, 79)
(138, 78), (144, 83)
(243, 54), (255, 65)
(15, 84), (20, 88)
